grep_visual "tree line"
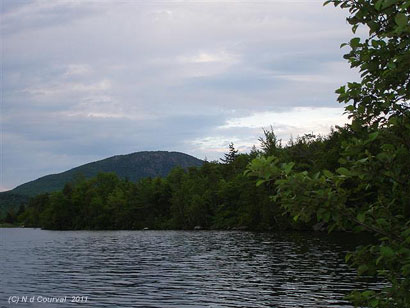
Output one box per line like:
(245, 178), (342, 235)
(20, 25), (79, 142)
(7, 127), (352, 231)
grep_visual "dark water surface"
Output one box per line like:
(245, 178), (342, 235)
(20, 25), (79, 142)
(1, 228), (379, 307)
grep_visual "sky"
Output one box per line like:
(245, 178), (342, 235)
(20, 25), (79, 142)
(1, 0), (358, 191)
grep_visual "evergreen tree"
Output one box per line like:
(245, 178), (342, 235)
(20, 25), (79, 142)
(220, 142), (238, 164)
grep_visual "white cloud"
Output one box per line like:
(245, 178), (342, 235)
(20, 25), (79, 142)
(23, 79), (111, 97)
(78, 112), (126, 119)
(180, 51), (239, 64)
(190, 135), (257, 156)
(63, 64), (92, 77)
(189, 107), (350, 159)
(220, 107), (349, 132)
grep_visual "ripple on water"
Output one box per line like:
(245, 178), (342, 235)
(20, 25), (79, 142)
(0, 229), (381, 307)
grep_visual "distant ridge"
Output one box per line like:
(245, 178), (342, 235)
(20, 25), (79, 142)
(0, 151), (203, 210)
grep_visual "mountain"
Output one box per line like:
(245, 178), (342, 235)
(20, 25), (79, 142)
(0, 151), (203, 212)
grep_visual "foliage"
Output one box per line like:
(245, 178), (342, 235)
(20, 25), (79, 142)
(12, 132), (350, 231)
(0, 192), (29, 216)
(248, 126), (410, 307)
(248, 0), (410, 306)
(325, 0), (410, 127)
(0, 151), (203, 198)
(220, 142), (239, 164)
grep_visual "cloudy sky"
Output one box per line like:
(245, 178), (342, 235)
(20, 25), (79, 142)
(1, 0), (358, 191)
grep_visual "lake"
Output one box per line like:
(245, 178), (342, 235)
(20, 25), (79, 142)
(0, 228), (379, 307)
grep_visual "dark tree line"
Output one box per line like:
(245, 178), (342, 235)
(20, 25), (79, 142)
(9, 126), (353, 231)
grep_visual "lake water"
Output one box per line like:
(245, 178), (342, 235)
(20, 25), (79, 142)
(0, 228), (379, 307)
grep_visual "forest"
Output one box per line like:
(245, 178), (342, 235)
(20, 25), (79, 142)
(3, 127), (351, 231)
(1, 0), (409, 306)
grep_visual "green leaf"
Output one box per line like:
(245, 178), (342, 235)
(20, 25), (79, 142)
(395, 13), (408, 27)
(283, 162), (295, 175)
(387, 62), (396, 70)
(351, 120), (362, 131)
(380, 246), (395, 259)
(323, 170), (333, 177)
(336, 167), (352, 176)
(345, 105), (355, 112)
(366, 131), (379, 143)
(335, 85), (346, 94)
(377, 152), (389, 161)
(376, 218), (388, 227)
(402, 264), (410, 276)
(357, 212), (366, 223)
(352, 24), (358, 34)
(358, 264), (368, 275)
(362, 290), (374, 298)
(375, 0), (383, 10)
(382, 0), (398, 9)
(388, 116), (398, 126)
(358, 157), (368, 163)
(370, 298), (379, 308)
(256, 179), (265, 187)
(401, 228), (410, 238)
(350, 37), (360, 48)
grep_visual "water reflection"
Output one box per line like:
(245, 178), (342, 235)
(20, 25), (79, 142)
(0, 229), (379, 307)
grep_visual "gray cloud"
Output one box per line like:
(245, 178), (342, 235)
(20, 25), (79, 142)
(1, 0), (356, 190)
